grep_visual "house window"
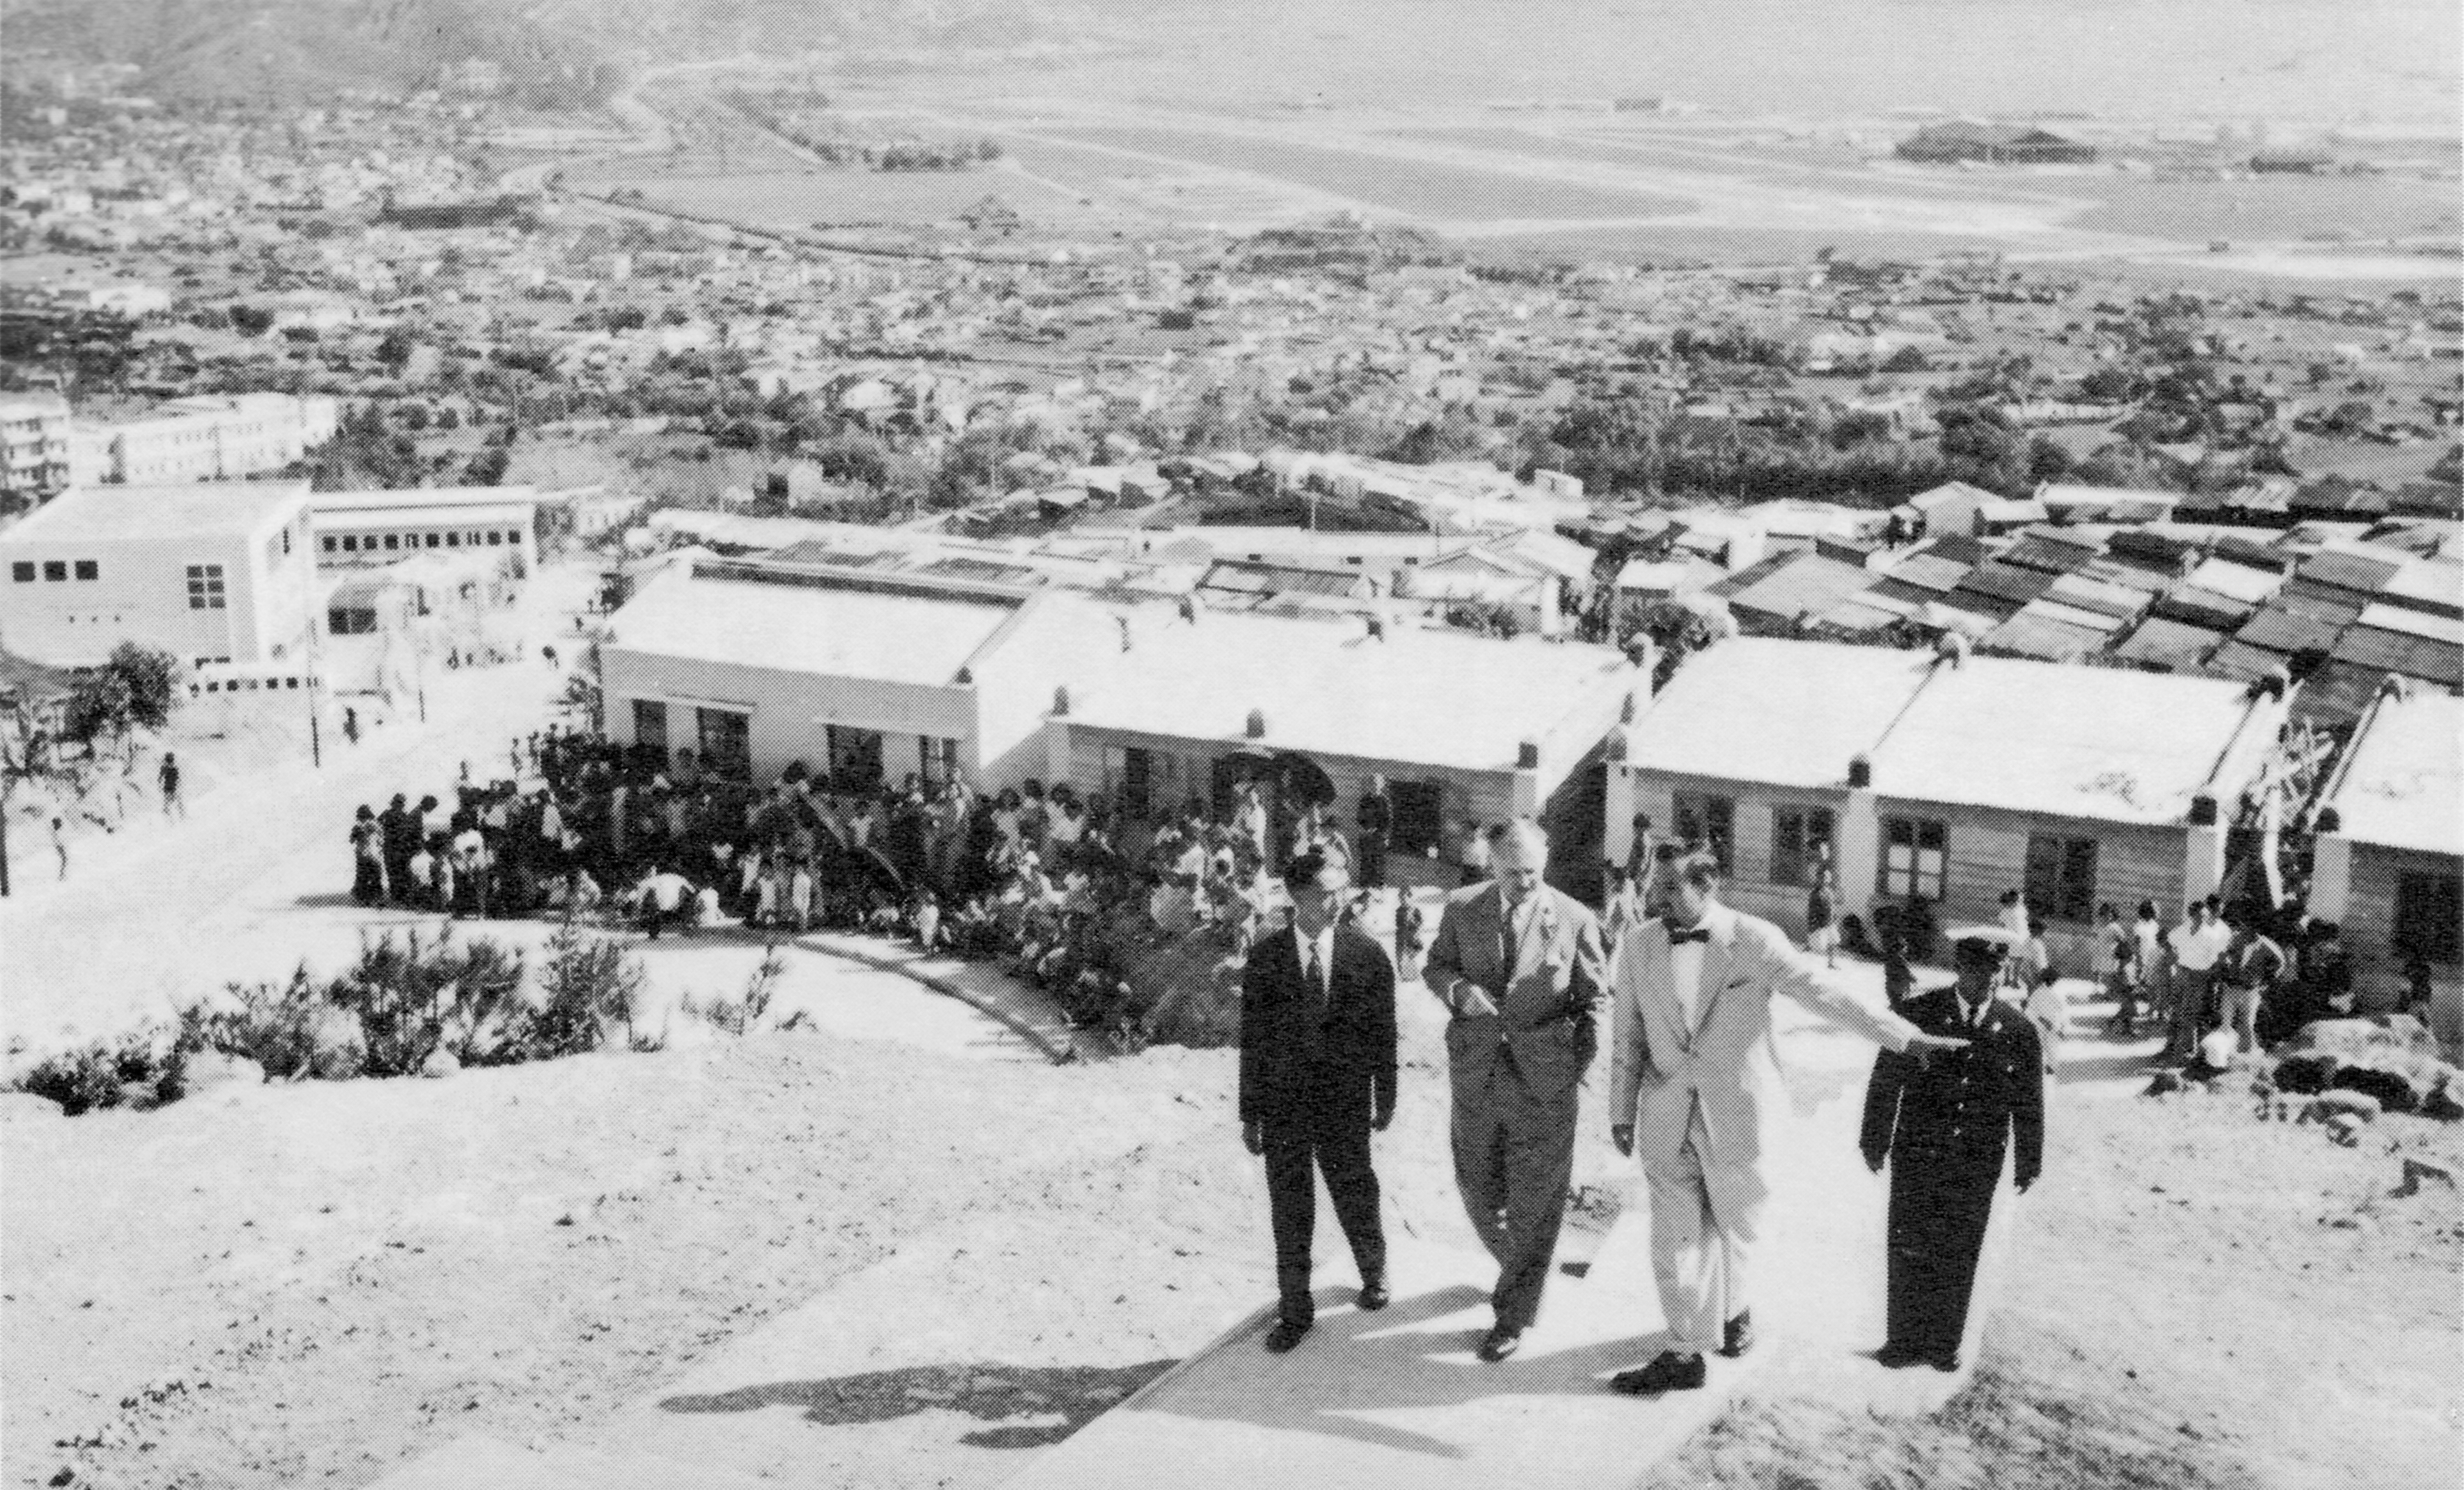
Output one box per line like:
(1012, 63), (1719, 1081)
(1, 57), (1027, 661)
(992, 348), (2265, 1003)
(328, 607), (377, 635)
(425, 533), (441, 548)
(2394, 873), (2462, 965)
(1673, 791), (1736, 872)
(42, 560), (67, 581)
(282, 528), (292, 555)
(73, 560), (98, 581)
(321, 536), (338, 553)
(920, 735), (962, 790)
(2024, 834), (2100, 923)
(825, 723), (881, 789)
(1770, 805), (1836, 888)
(446, 532), (460, 546)
(10, 562), (34, 582)
(342, 535), (360, 552)
(1880, 816), (1948, 901)
(631, 699), (669, 753)
(486, 530), (502, 546)
(699, 707), (752, 780)
(1389, 778), (1446, 858)
(185, 564), (226, 610)
(384, 533), (401, 551)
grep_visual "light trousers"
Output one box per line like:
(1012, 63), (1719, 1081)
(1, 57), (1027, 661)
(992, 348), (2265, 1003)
(1642, 1111), (1763, 1356)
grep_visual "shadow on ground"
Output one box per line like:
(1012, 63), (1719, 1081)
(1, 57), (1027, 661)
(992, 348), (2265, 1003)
(659, 1361), (1178, 1449)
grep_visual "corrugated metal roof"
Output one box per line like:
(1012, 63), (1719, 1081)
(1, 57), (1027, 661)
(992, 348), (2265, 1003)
(1982, 611), (2105, 661)
(2045, 571), (2155, 621)
(2019, 597), (2129, 635)
(2000, 534), (2099, 576)
(1882, 552), (1973, 593)
(2075, 557), (2176, 595)
(2291, 660), (2397, 729)
(2203, 639), (2291, 683)
(2297, 550), (2402, 595)
(2332, 624), (2464, 686)
(2233, 605), (2347, 656)
(2113, 617), (2225, 671)
(1720, 553), (1882, 626)
(2151, 586), (2258, 631)
(1955, 561), (2059, 607)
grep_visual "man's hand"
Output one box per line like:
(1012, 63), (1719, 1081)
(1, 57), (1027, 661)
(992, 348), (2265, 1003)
(1864, 1151), (1886, 1175)
(1903, 1030), (1970, 1065)
(1452, 980), (1500, 1018)
(1242, 1120), (1263, 1156)
(1611, 1123), (1635, 1158)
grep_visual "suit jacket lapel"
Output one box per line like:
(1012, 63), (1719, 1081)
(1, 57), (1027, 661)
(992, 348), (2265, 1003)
(1690, 913), (1736, 1038)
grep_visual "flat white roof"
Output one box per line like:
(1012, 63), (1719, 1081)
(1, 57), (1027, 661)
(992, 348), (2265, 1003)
(0, 481), (308, 544)
(1873, 653), (2260, 824)
(310, 485), (538, 515)
(2327, 690), (2463, 856)
(1629, 637), (1936, 791)
(1064, 610), (1633, 774)
(605, 568), (1023, 688)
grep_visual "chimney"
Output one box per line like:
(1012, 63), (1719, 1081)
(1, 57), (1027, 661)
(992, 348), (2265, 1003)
(1052, 685), (1071, 717)
(2187, 794), (2217, 826)
(1847, 753), (1872, 789)
(1518, 740), (1540, 769)
(1246, 708), (1266, 739)
(1366, 615), (1386, 642)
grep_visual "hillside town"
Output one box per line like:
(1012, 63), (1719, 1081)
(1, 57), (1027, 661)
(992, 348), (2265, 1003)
(2, 25), (2460, 1490)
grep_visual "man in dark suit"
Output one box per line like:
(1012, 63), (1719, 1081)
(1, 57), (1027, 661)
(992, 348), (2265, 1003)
(1860, 934), (2044, 1373)
(1425, 819), (1609, 1363)
(1240, 849), (1399, 1353)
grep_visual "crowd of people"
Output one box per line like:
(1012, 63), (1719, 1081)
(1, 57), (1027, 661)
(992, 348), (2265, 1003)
(343, 732), (1456, 1036)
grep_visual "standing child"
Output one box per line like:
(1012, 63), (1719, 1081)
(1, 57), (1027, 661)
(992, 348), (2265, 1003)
(789, 858), (816, 933)
(158, 752), (184, 818)
(1806, 855), (1840, 969)
(915, 888), (942, 953)
(1394, 893), (1426, 983)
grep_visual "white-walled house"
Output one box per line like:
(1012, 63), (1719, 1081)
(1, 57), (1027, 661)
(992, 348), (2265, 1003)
(600, 562), (1118, 788)
(0, 481), (318, 668)
(310, 485), (539, 573)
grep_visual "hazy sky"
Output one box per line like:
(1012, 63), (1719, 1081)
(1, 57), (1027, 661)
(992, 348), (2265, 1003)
(1070, 0), (2461, 125)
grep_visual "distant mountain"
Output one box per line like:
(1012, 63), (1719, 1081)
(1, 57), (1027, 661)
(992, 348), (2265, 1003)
(5, 0), (1094, 104)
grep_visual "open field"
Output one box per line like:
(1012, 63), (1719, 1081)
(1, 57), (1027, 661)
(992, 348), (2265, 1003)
(2070, 173), (2463, 244)
(610, 167), (1078, 229)
(1049, 125), (1697, 222)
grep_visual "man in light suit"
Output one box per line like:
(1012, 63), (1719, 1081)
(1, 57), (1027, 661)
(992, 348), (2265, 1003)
(1606, 847), (1967, 1395)
(1425, 819), (1610, 1363)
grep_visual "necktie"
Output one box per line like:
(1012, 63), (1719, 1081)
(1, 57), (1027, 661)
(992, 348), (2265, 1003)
(1305, 937), (1325, 1011)
(1500, 900), (1519, 983)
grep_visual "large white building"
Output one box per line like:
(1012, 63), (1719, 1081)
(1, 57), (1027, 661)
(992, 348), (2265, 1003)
(1, 393), (74, 503)
(71, 394), (341, 487)
(308, 485), (539, 573)
(0, 481), (319, 668)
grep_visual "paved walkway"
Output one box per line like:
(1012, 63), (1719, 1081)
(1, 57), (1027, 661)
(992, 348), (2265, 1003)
(796, 932), (1116, 1065)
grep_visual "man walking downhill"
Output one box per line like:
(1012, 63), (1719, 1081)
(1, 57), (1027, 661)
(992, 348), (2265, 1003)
(158, 752), (184, 819)
(1425, 819), (1608, 1363)
(1240, 850), (1398, 1354)
(1605, 847), (1967, 1396)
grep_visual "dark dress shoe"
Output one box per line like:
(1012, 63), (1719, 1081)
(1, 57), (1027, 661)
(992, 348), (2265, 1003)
(1930, 1350), (1962, 1374)
(1873, 1341), (1926, 1370)
(1609, 1350), (1706, 1395)
(1475, 1324), (1522, 1363)
(1357, 1279), (1390, 1312)
(1719, 1309), (1754, 1358)
(1263, 1317), (1311, 1354)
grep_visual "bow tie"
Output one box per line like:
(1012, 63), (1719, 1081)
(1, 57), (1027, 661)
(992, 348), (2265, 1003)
(1667, 924), (1710, 946)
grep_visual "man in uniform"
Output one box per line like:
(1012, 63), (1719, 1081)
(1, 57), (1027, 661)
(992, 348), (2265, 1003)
(1424, 820), (1608, 1362)
(1240, 851), (1398, 1353)
(1860, 934), (2044, 1372)
(1606, 847), (1967, 1396)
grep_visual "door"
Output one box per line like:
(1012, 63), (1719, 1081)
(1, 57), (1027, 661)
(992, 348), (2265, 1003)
(1121, 747), (1154, 819)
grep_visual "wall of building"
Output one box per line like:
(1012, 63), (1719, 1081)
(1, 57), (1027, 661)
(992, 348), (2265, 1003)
(1624, 769), (1851, 933)
(316, 515), (536, 572)
(0, 507), (313, 668)
(602, 648), (975, 786)
(971, 598), (1125, 788)
(2341, 842), (2463, 1010)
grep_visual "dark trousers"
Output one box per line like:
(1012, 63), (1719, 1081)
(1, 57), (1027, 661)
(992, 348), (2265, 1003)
(1358, 830), (1388, 889)
(352, 856), (385, 904)
(1884, 1153), (1999, 1361)
(641, 902), (685, 939)
(1450, 1068), (1577, 1331)
(1262, 1111), (1385, 1326)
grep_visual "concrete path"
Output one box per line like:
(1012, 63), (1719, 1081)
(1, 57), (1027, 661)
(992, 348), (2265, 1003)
(998, 997), (2019, 1490)
(797, 932), (1117, 1065)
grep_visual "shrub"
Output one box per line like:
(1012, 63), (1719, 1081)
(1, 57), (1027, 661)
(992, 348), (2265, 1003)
(684, 943), (786, 1036)
(14, 1026), (184, 1115)
(532, 915), (648, 1056)
(195, 967), (327, 1079)
(328, 928), (528, 1076)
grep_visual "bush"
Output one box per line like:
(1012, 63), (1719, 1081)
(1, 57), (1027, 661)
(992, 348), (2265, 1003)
(14, 1027), (184, 1115)
(198, 967), (326, 1079)
(327, 928), (528, 1076)
(533, 915), (648, 1056)
(683, 943), (785, 1036)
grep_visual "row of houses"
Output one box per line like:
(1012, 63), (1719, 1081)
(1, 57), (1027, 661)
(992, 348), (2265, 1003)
(0, 392), (341, 501)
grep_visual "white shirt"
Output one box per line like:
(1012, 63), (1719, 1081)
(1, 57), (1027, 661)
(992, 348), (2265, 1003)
(1293, 922), (1335, 999)
(1669, 932), (1706, 1032)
